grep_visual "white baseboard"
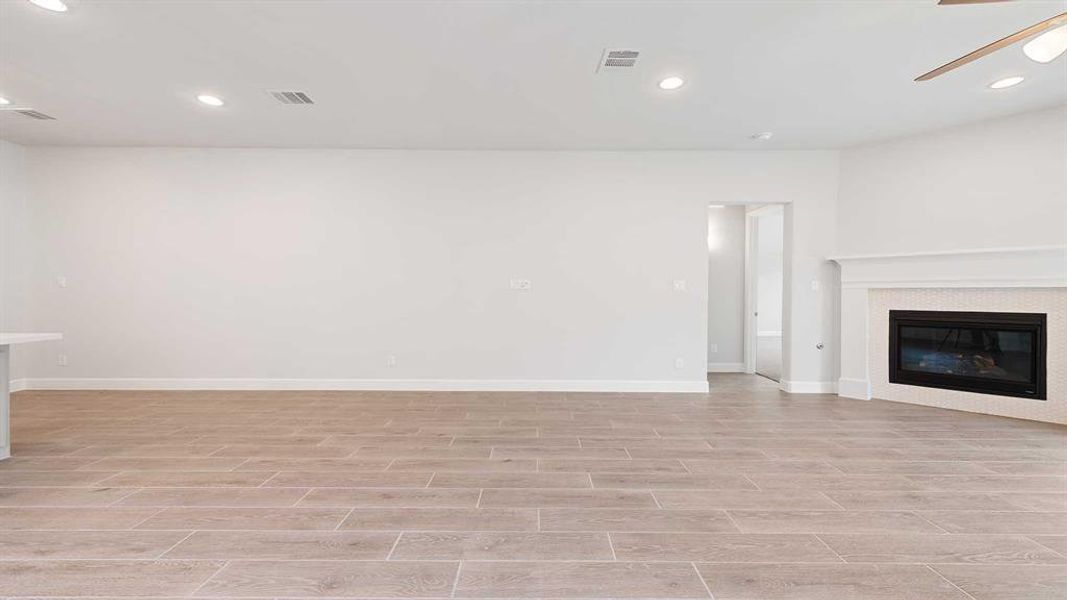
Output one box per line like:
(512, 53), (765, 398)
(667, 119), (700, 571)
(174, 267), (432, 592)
(780, 380), (838, 394)
(706, 362), (745, 373)
(14, 378), (710, 394)
(8, 379), (28, 393)
(837, 377), (872, 400)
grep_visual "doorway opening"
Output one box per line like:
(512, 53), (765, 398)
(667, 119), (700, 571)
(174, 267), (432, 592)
(705, 203), (786, 386)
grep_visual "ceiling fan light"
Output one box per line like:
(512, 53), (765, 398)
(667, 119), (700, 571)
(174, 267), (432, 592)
(28, 0), (68, 12)
(989, 76), (1024, 89)
(1023, 25), (1067, 63)
(658, 76), (685, 90)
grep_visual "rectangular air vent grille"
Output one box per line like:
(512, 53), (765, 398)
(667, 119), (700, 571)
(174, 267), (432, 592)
(597, 49), (640, 72)
(268, 90), (315, 105)
(15, 109), (56, 120)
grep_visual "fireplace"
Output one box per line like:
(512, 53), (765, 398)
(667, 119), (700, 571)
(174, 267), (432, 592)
(889, 310), (1046, 400)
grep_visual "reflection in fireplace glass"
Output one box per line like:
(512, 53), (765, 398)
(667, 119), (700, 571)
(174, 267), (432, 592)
(899, 325), (1033, 383)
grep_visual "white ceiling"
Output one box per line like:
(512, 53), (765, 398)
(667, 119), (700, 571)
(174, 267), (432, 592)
(1, 0), (1065, 149)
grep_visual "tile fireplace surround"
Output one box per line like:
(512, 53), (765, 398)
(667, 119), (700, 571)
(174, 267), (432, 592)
(831, 246), (1066, 425)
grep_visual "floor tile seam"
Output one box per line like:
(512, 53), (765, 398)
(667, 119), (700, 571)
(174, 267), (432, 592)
(384, 531), (404, 560)
(125, 507), (169, 530)
(809, 533), (848, 563)
(449, 559), (463, 598)
(924, 563), (980, 600)
(185, 557), (230, 598)
(332, 507), (356, 531)
(225, 458), (253, 472)
(288, 487), (318, 507)
(17, 525), (1067, 535)
(814, 491), (848, 510)
(253, 472), (283, 489)
(691, 561), (717, 599)
(154, 530), (199, 559)
(0, 556), (1022, 564)
(1023, 535), (1067, 559)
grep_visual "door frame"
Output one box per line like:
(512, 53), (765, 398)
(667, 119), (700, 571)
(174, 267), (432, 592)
(743, 204), (784, 375)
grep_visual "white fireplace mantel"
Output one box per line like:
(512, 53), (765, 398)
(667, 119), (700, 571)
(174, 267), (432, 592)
(829, 245), (1066, 400)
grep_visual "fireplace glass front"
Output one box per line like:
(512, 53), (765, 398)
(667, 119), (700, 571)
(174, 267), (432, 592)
(889, 310), (1046, 400)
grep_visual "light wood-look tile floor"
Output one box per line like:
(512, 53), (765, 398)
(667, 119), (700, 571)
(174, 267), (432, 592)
(2, 374), (1065, 599)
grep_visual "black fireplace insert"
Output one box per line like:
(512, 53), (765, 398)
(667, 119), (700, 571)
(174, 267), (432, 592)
(889, 310), (1046, 400)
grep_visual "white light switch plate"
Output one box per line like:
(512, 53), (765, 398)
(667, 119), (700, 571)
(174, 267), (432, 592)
(510, 279), (532, 290)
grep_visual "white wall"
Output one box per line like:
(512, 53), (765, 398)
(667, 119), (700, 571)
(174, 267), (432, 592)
(0, 140), (30, 381)
(838, 105), (1067, 255)
(783, 174), (841, 392)
(756, 208), (784, 335)
(17, 148), (839, 391)
(706, 205), (745, 370)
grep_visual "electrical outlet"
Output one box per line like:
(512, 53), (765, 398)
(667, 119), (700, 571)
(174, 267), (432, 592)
(674, 358), (685, 369)
(56, 276), (67, 288)
(509, 279), (532, 290)
(57, 354), (68, 367)
(673, 279), (686, 292)
(709, 344), (718, 354)
(386, 355), (397, 367)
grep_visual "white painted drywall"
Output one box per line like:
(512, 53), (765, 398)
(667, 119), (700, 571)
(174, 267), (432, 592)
(706, 205), (745, 370)
(838, 105), (1067, 255)
(18, 148), (840, 391)
(783, 173), (841, 392)
(0, 140), (30, 381)
(756, 209), (784, 336)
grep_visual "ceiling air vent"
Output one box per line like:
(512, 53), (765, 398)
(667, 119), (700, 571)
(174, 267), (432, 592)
(268, 90), (315, 105)
(15, 109), (56, 120)
(597, 49), (639, 72)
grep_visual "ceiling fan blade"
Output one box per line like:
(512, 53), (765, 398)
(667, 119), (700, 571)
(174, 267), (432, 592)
(939, 0), (1015, 5)
(917, 11), (1067, 80)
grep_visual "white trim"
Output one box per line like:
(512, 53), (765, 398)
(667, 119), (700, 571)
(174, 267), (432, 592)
(0, 332), (63, 346)
(742, 212), (758, 374)
(780, 380), (838, 394)
(706, 362), (745, 373)
(837, 377), (871, 400)
(745, 204), (785, 218)
(827, 244), (1066, 262)
(841, 278), (1066, 289)
(829, 245), (1066, 290)
(0, 446), (8, 460)
(8, 379), (28, 393)
(15, 378), (710, 394)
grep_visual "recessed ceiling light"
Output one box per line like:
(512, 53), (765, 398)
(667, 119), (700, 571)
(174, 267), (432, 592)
(989, 76), (1024, 90)
(751, 132), (774, 141)
(28, 0), (68, 12)
(658, 76), (685, 90)
(196, 94), (225, 107)
(1023, 25), (1067, 64)
(0, 97), (10, 106)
